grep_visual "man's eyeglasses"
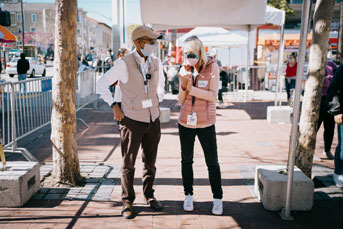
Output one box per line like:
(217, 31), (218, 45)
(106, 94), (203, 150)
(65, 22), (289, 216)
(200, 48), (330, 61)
(185, 52), (199, 59)
(139, 38), (157, 45)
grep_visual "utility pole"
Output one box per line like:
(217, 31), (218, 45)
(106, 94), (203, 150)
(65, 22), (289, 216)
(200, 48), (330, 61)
(20, 0), (24, 54)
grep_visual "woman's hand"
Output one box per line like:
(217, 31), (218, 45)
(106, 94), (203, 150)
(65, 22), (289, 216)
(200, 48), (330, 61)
(184, 65), (192, 72)
(178, 73), (192, 91)
(186, 78), (193, 92)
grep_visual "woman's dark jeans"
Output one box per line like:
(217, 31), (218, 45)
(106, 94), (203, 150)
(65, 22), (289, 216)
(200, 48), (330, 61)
(178, 124), (223, 199)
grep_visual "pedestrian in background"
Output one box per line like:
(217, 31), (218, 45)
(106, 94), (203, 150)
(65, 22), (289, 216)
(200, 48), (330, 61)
(81, 55), (89, 67)
(17, 53), (30, 92)
(177, 36), (223, 215)
(218, 67), (229, 106)
(97, 25), (165, 219)
(317, 59), (337, 159)
(327, 64), (343, 187)
(285, 52), (297, 102)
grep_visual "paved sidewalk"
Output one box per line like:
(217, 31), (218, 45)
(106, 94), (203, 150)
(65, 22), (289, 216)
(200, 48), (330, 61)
(1, 93), (343, 228)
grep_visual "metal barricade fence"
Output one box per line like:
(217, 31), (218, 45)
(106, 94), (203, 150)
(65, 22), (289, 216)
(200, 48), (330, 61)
(76, 70), (97, 112)
(1, 70), (97, 161)
(0, 81), (14, 149)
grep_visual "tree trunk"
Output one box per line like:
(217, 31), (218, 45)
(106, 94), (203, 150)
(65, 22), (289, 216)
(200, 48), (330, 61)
(337, 0), (343, 64)
(295, 0), (335, 178)
(51, 0), (82, 185)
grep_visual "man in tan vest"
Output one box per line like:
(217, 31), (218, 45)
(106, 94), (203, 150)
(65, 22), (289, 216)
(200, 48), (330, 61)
(97, 25), (165, 219)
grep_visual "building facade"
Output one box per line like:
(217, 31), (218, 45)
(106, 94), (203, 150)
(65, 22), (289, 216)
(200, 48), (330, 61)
(87, 17), (113, 58)
(2, 3), (103, 57)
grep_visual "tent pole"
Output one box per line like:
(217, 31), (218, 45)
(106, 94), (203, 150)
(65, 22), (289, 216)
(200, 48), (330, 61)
(275, 23), (285, 106)
(280, 0), (311, 221)
(245, 25), (251, 102)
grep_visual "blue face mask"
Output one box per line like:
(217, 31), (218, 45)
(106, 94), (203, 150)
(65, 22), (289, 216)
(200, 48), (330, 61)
(141, 44), (156, 57)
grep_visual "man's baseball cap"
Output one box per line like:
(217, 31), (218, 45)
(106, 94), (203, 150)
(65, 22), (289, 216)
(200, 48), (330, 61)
(132, 25), (162, 41)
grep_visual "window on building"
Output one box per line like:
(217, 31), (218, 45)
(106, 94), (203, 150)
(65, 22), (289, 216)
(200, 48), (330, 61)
(32, 14), (37, 23)
(10, 13), (16, 26)
(18, 26), (22, 33)
(30, 27), (36, 32)
(77, 15), (80, 23)
(77, 28), (81, 35)
(17, 13), (22, 23)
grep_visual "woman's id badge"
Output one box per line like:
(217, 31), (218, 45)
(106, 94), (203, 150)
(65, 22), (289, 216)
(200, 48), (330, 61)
(142, 99), (153, 108)
(187, 112), (197, 126)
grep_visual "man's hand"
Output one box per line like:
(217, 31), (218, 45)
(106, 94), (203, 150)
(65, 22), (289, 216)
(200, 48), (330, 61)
(334, 114), (343, 125)
(158, 107), (161, 118)
(113, 104), (124, 121)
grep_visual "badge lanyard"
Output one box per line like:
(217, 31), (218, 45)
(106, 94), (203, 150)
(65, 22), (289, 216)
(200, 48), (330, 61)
(191, 66), (202, 112)
(136, 57), (151, 97)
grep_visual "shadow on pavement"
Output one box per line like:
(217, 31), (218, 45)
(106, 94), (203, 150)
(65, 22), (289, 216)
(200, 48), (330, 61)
(1, 199), (340, 228)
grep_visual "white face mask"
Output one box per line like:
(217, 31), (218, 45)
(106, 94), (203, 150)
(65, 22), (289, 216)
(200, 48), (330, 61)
(141, 44), (156, 57)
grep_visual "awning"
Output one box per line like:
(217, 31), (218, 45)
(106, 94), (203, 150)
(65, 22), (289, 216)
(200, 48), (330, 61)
(0, 25), (17, 43)
(258, 33), (312, 46)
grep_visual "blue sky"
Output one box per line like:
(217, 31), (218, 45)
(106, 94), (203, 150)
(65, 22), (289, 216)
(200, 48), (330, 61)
(24, 0), (141, 26)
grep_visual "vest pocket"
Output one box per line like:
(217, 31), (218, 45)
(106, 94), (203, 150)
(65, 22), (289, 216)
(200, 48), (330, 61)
(132, 94), (144, 110)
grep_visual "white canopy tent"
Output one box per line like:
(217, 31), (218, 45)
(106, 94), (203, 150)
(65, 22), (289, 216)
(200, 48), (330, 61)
(141, 0), (267, 30)
(176, 27), (249, 72)
(176, 27), (248, 47)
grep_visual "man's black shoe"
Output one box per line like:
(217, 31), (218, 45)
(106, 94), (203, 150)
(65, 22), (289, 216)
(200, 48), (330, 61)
(145, 197), (163, 211)
(122, 203), (135, 219)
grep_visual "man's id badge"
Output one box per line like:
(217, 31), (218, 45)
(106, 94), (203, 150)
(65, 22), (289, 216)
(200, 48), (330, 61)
(187, 112), (197, 126)
(142, 99), (153, 108)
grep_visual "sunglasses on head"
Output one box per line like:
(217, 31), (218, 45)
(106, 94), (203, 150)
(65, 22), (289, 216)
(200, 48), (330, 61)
(185, 52), (199, 59)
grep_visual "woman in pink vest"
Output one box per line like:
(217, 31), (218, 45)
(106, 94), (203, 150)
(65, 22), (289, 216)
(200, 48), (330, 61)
(178, 36), (223, 215)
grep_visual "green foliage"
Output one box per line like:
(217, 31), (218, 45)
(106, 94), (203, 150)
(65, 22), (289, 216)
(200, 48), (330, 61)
(268, 0), (295, 20)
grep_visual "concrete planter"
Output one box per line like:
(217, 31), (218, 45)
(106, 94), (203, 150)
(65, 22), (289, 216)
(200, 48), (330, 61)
(254, 165), (314, 211)
(267, 106), (293, 124)
(0, 161), (40, 207)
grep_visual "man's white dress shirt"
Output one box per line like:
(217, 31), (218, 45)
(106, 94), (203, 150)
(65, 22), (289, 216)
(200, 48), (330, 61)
(97, 50), (165, 106)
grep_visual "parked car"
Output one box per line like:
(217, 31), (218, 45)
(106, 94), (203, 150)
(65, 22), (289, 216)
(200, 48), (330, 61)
(6, 57), (46, 78)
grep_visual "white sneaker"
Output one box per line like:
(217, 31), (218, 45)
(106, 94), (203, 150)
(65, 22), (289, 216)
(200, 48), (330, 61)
(333, 174), (343, 188)
(212, 198), (223, 215)
(183, 195), (194, 212)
